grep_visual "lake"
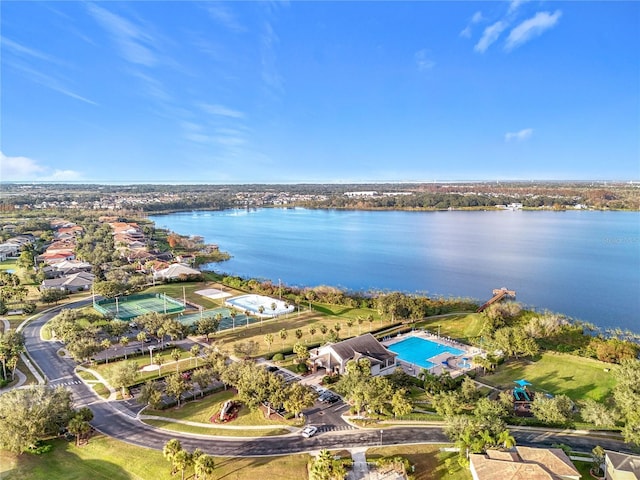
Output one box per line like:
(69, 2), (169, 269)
(149, 208), (640, 332)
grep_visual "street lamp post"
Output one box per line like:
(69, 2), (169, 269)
(149, 345), (155, 365)
(380, 429), (383, 446)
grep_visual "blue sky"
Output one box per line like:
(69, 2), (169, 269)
(1, 1), (638, 183)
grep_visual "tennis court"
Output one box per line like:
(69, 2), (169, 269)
(178, 307), (259, 331)
(94, 293), (185, 320)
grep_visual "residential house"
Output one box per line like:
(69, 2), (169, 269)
(153, 263), (202, 281)
(41, 272), (95, 293)
(38, 250), (76, 264)
(469, 446), (580, 480)
(310, 333), (397, 375)
(0, 243), (20, 258)
(605, 450), (640, 480)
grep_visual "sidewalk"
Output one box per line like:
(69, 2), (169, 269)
(76, 365), (117, 400)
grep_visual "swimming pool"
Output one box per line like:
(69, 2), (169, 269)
(387, 336), (465, 370)
(225, 294), (294, 318)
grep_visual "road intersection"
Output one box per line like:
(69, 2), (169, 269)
(19, 300), (634, 457)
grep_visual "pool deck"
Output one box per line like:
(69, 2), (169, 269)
(382, 330), (483, 377)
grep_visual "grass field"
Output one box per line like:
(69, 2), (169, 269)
(143, 419), (290, 437)
(0, 435), (311, 480)
(416, 313), (485, 343)
(367, 444), (472, 480)
(147, 389), (299, 427)
(480, 352), (616, 402)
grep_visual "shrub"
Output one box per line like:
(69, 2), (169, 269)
(22, 302), (36, 315)
(272, 353), (284, 361)
(26, 441), (53, 455)
(296, 363), (309, 374)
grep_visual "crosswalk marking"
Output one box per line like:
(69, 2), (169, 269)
(51, 380), (82, 386)
(317, 425), (355, 432)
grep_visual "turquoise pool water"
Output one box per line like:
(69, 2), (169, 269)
(387, 336), (465, 370)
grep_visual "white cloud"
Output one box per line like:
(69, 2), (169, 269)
(0, 152), (46, 180)
(45, 170), (83, 181)
(460, 11), (483, 38)
(207, 3), (245, 33)
(0, 152), (82, 181)
(505, 10), (562, 51)
(1, 36), (59, 64)
(86, 3), (157, 66)
(474, 21), (507, 53)
(415, 49), (435, 71)
(260, 20), (283, 94)
(505, 128), (533, 142)
(508, 0), (531, 14)
(200, 104), (245, 119)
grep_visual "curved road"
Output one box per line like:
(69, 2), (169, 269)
(21, 300), (634, 456)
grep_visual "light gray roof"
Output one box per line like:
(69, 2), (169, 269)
(42, 272), (95, 289)
(606, 450), (640, 475)
(154, 263), (201, 279)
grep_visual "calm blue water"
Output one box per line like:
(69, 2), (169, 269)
(149, 208), (640, 331)
(387, 336), (465, 370)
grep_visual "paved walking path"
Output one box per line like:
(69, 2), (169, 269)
(348, 449), (371, 480)
(76, 365), (117, 400)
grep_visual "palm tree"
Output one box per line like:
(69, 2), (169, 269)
(295, 329), (303, 341)
(319, 324), (328, 341)
(367, 314), (374, 331)
(346, 319), (354, 337)
(264, 333), (274, 354)
(258, 306), (265, 326)
(120, 336), (129, 360)
(156, 355), (165, 377)
(190, 345), (200, 367)
(101, 338), (112, 364)
(230, 311), (237, 330)
(194, 454), (215, 480)
(279, 328), (288, 351)
(171, 348), (181, 372)
(497, 430), (516, 450)
(157, 327), (165, 349)
(174, 449), (193, 480)
(309, 326), (316, 339)
(137, 331), (147, 352)
(357, 316), (364, 335)
(67, 416), (91, 446)
(163, 439), (182, 475)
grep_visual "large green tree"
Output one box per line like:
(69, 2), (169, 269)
(0, 385), (74, 453)
(107, 361), (139, 397)
(613, 359), (640, 445)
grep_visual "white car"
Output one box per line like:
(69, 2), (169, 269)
(301, 426), (318, 438)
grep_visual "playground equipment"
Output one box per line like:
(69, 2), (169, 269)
(513, 386), (531, 402)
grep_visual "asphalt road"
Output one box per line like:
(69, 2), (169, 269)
(21, 300), (635, 456)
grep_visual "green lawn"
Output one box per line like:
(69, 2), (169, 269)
(480, 352), (616, 402)
(146, 389), (299, 427)
(91, 347), (196, 386)
(143, 419), (290, 437)
(416, 314), (484, 343)
(0, 435), (311, 480)
(367, 445), (472, 480)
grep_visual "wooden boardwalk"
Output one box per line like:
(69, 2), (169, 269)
(477, 287), (516, 312)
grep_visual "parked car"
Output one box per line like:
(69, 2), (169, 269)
(301, 426), (318, 438)
(322, 394), (340, 404)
